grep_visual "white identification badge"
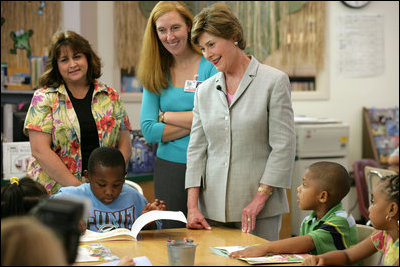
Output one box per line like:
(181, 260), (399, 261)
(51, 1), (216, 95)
(184, 80), (202, 92)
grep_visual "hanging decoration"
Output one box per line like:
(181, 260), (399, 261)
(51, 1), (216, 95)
(10, 29), (34, 58)
(115, 1), (325, 73)
(1, 1), (60, 69)
(229, 1), (325, 72)
(115, 1), (147, 72)
(38, 1), (46, 15)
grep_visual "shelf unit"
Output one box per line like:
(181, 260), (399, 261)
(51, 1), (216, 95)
(362, 107), (399, 165)
(289, 76), (315, 92)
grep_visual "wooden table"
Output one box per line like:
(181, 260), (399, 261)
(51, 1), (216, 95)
(75, 226), (301, 266)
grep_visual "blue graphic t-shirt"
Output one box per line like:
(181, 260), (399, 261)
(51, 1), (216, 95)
(51, 183), (161, 231)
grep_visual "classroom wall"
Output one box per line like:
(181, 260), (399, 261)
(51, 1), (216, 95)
(62, 1), (399, 167)
(293, 1), (399, 166)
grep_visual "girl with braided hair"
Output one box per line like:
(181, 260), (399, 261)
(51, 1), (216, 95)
(1, 177), (48, 218)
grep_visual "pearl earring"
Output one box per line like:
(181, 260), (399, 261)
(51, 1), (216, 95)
(234, 41), (238, 46)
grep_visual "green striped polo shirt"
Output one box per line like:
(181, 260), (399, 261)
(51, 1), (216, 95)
(300, 203), (358, 255)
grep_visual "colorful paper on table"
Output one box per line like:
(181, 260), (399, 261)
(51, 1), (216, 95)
(75, 243), (119, 263)
(210, 245), (310, 264)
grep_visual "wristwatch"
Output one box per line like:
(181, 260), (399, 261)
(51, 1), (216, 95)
(159, 112), (165, 123)
(258, 186), (273, 195)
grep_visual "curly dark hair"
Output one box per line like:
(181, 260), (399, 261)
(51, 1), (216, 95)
(380, 174), (399, 204)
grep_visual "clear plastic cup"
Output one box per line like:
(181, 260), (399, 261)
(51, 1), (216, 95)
(166, 239), (197, 266)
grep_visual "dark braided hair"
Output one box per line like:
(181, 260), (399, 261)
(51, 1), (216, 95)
(1, 177), (48, 219)
(379, 174), (399, 204)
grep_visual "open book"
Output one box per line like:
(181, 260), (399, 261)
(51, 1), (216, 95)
(80, 210), (187, 242)
(210, 245), (310, 264)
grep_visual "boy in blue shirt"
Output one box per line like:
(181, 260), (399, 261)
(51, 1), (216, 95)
(52, 147), (166, 232)
(229, 161), (358, 257)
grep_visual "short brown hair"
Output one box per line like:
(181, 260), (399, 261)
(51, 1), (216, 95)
(191, 2), (246, 50)
(39, 30), (102, 88)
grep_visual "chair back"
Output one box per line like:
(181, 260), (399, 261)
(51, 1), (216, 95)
(352, 159), (380, 221)
(365, 166), (397, 205)
(356, 224), (382, 266)
(125, 180), (144, 195)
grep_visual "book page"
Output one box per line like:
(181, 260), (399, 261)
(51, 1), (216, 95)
(80, 229), (136, 242)
(80, 210), (187, 242)
(130, 210), (187, 238)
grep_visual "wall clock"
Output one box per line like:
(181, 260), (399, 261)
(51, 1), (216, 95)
(341, 1), (370, 8)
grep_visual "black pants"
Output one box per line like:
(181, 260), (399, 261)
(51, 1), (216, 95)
(153, 157), (187, 229)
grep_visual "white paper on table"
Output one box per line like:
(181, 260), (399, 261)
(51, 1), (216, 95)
(95, 256), (152, 266)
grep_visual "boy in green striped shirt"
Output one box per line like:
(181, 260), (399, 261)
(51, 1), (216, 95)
(229, 161), (358, 258)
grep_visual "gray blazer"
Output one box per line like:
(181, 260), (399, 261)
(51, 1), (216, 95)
(185, 56), (296, 222)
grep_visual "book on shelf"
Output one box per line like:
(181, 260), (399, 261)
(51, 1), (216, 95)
(210, 245), (310, 264)
(80, 210), (187, 242)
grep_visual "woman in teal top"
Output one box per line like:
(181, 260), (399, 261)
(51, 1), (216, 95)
(137, 1), (217, 228)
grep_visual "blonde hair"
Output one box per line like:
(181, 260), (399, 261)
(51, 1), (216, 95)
(1, 216), (67, 266)
(137, 1), (201, 94)
(191, 2), (246, 50)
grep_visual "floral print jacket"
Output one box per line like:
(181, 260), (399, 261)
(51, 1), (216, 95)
(23, 80), (132, 194)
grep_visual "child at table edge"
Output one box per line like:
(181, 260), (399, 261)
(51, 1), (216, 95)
(51, 147), (166, 232)
(229, 161), (358, 258)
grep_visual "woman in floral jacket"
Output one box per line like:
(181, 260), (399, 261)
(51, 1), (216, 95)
(24, 31), (132, 194)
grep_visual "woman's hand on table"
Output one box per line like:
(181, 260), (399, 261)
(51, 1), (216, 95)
(186, 207), (211, 230)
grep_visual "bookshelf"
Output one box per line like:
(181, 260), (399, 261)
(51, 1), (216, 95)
(1, 89), (34, 104)
(362, 107), (399, 165)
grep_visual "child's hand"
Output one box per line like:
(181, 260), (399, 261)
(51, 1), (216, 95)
(229, 246), (268, 258)
(78, 219), (87, 235)
(117, 256), (135, 266)
(301, 255), (323, 266)
(142, 199), (167, 214)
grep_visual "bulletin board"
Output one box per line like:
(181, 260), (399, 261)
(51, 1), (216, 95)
(1, 1), (61, 70)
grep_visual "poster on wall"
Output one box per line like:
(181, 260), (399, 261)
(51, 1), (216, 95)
(336, 14), (384, 78)
(2, 142), (33, 180)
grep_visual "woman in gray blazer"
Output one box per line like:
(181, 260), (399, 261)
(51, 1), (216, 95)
(185, 3), (296, 241)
